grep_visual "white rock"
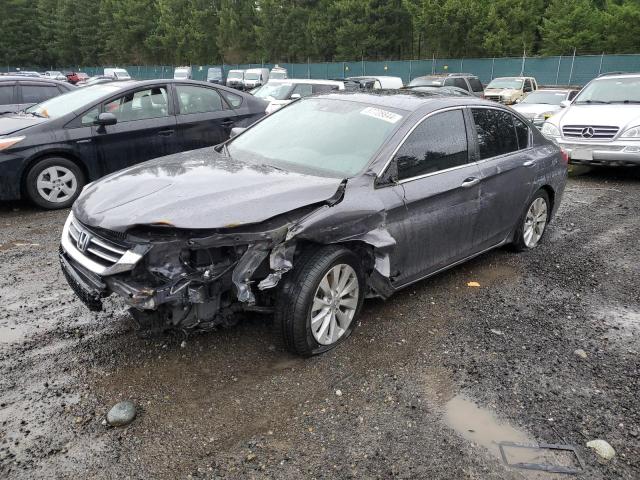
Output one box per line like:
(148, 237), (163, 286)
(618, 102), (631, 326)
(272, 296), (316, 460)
(574, 349), (588, 359)
(586, 439), (616, 461)
(335, 389), (343, 397)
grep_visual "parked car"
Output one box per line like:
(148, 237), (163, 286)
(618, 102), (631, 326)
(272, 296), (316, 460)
(104, 68), (131, 80)
(243, 68), (270, 90)
(226, 69), (245, 89)
(0, 76), (75, 114)
(207, 67), (224, 84)
(0, 80), (267, 208)
(11, 71), (41, 78)
(406, 85), (473, 96)
(66, 72), (89, 85)
(174, 66), (192, 80)
(407, 73), (484, 97)
(253, 79), (345, 113)
(346, 76), (404, 89)
(512, 88), (579, 128)
(44, 71), (67, 81)
(484, 77), (538, 105)
(270, 65), (288, 80)
(59, 90), (567, 356)
(77, 75), (120, 87)
(541, 72), (640, 166)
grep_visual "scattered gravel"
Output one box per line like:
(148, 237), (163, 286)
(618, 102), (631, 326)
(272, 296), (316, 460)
(1, 167), (638, 479)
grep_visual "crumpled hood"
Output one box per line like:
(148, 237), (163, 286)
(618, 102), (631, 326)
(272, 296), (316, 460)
(73, 147), (344, 232)
(512, 103), (561, 118)
(553, 104), (640, 130)
(0, 114), (48, 135)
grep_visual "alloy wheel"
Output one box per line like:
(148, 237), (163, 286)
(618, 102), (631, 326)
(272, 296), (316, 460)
(310, 264), (359, 346)
(36, 166), (78, 204)
(523, 197), (548, 248)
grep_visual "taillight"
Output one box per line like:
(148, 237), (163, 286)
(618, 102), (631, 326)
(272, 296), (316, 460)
(560, 148), (569, 165)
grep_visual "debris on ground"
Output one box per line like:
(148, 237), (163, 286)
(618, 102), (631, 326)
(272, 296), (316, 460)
(586, 439), (616, 462)
(107, 401), (137, 427)
(574, 348), (588, 359)
(467, 281), (481, 287)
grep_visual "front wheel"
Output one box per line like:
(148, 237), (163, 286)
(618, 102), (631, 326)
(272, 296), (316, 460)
(512, 189), (550, 251)
(25, 157), (85, 209)
(275, 246), (365, 357)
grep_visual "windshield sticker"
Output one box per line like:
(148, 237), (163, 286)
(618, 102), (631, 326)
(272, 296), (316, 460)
(360, 107), (402, 124)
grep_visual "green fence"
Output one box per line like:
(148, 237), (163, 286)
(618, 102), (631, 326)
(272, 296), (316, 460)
(7, 54), (640, 86)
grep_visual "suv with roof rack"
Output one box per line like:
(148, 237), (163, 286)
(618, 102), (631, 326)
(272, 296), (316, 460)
(407, 73), (484, 97)
(541, 72), (640, 166)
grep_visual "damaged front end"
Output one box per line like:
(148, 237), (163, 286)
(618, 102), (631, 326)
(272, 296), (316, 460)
(59, 210), (303, 332)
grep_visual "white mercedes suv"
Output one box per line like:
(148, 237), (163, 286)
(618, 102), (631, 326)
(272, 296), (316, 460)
(541, 72), (640, 166)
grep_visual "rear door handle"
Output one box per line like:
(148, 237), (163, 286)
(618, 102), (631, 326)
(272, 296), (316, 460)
(523, 159), (536, 167)
(461, 177), (480, 188)
(158, 129), (175, 136)
(221, 119), (234, 127)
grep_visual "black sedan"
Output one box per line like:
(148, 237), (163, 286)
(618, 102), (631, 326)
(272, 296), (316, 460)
(60, 91), (568, 356)
(0, 80), (267, 208)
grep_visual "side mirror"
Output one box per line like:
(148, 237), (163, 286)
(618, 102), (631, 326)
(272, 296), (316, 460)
(560, 100), (571, 108)
(230, 127), (246, 138)
(290, 93), (301, 100)
(95, 112), (117, 126)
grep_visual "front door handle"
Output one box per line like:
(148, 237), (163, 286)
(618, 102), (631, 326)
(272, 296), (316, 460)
(158, 129), (175, 136)
(221, 119), (234, 127)
(461, 177), (480, 188)
(523, 159), (536, 167)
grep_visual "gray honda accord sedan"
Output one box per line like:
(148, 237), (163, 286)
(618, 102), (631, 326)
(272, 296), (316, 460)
(59, 91), (568, 356)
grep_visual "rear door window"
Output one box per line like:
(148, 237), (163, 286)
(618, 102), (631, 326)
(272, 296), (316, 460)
(220, 90), (243, 108)
(21, 84), (60, 104)
(468, 77), (484, 92)
(0, 84), (15, 104)
(513, 115), (530, 150)
(394, 109), (469, 180)
(312, 84), (339, 94)
(292, 84), (313, 97)
(471, 108), (519, 159)
(176, 85), (223, 114)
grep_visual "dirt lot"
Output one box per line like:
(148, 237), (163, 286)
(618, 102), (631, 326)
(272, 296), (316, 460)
(1, 168), (639, 479)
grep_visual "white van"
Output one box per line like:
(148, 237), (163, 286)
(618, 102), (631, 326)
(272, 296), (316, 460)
(174, 66), (192, 80)
(104, 68), (131, 80)
(253, 79), (345, 114)
(226, 70), (245, 89)
(243, 68), (270, 90)
(270, 65), (288, 80)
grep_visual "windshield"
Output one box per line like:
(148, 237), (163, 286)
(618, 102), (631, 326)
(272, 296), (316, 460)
(208, 69), (222, 79)
(228, 71), (243, 79)
(487, 78), (523, 90)
(574, 77), (640, 104)
(521, 91), (567, 105)
(270, 71), (287, 79)
(253, 82), (294, 100)
(245, 73), (259, 80)
(25, 84), (121, 119)
(408, 77), (444, 87)
(228, 98), (405, 177)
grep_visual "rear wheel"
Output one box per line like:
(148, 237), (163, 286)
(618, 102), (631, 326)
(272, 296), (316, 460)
(512, 189), (550, 251)
(275, 246), (365, 357)
(25, 157), (85, 209)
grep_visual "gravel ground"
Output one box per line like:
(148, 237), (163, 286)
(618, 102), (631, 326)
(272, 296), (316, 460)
(0, 168), (638, 479)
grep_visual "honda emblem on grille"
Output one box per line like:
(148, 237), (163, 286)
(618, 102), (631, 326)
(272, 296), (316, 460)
(581, 127), (595, 138)
(77, 231), (91, 253)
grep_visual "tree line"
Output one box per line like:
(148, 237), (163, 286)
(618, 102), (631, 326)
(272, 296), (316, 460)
(1, 0), (639, 68)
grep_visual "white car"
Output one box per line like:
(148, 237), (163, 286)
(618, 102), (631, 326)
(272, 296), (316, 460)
(243, 68), (270, 90)
(512, 89), (579, 128)
(104, 68), (131, 80)
(270, 65), (288, 79)
(541, 72), (640, 166)
(253, 79), (345, 114)
(347, 76), (404, 89)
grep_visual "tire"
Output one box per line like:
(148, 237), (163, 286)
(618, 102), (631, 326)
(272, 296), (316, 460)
(25, 157), (85, 209)
(275, 245), (366, 357)
(512, 189), (551, 252)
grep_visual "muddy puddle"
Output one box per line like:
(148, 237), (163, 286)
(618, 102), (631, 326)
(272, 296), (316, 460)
(443, 396), (582, 478)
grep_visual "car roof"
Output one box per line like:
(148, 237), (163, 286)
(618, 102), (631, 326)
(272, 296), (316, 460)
(265, 78), (344, 86)
(311, 90), (496, 112)
(594, 72), (640, 80)
(0, 76), (71, 86)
